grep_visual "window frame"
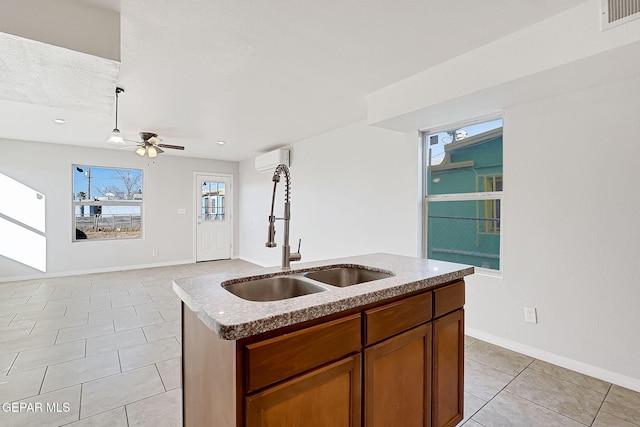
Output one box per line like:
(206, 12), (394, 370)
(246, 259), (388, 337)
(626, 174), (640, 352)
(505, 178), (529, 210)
(420, 116), (504, 276)
(476, 174), (502, 235)
(72, 165), (144, 242)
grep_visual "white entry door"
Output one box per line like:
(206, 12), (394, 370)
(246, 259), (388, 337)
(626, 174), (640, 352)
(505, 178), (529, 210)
(196, 174), (232, 262)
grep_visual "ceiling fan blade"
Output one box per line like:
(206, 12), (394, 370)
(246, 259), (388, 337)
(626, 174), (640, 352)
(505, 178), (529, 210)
(157, 144), (185, 150)
(110, 138), (141, 148)
(155, 146), (165, 154)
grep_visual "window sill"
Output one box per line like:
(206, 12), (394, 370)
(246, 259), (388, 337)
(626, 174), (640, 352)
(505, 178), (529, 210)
(474, 267), (503, 279)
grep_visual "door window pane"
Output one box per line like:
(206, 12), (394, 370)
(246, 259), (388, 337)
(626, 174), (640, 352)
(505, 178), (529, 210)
(202, 181), (225, 221)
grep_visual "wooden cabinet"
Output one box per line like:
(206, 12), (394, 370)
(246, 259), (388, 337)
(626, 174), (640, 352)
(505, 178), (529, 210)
(363, 291), (433, 427)
(181, 279), (465, 427)
(432, 280), (465, 427)
(246, 354), (361, 427)
(432, 309), (464, 427)
(365, 324), (431, 427)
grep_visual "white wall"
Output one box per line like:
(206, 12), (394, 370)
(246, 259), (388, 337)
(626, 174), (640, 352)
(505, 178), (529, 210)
(238, 120), (418, 267)
(465, 75), (640, 390)
(0, 139), (238, 281)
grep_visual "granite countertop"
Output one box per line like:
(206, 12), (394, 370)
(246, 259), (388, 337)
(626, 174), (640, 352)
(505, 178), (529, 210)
(172, 253), (474, 340)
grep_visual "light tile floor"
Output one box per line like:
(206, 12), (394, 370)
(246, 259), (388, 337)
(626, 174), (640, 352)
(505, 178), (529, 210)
(1, 260), (639, 426)
(460, 336), (640, 426)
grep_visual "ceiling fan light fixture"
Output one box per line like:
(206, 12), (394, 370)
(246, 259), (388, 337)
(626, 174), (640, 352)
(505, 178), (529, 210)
(136, 146), (146, 156)
(148, 145), (158, 158)
(107, 128), (125, 145)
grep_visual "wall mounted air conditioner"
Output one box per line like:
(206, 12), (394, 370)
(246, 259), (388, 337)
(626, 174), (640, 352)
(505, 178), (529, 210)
(255, 149), (289, 172)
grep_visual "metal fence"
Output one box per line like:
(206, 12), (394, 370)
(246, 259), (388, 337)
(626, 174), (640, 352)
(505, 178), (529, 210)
(75, 214), (141, 232)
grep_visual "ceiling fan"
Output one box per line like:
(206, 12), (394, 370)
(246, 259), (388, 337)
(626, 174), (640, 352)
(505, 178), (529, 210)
(105, 87), (185, 157)
(134, 132), (185, 158)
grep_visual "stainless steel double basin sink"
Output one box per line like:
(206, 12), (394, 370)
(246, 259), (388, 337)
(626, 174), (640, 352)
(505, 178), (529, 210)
(222, 265), (394, 302)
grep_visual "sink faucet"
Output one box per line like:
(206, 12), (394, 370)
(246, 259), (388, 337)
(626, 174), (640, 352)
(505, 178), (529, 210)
(266, 163), (302, 269)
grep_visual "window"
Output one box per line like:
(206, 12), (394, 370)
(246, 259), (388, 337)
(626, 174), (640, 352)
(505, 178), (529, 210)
(72, 165), (143, 241)
(423, 118), (503, 271)
(201, 181), (226, 221)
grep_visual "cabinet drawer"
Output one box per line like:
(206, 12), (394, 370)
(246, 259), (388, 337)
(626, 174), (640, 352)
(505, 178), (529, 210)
(246, 354), (362, 427)
(245, 314), (361, 392)
(433, 281), (465, 318)
(364, 292), (432, 345)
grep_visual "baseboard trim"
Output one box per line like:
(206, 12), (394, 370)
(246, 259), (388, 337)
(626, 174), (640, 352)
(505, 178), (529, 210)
(0, 259), (194, 283)
(465, 327), (640, 393)
(237, 256), (271, 268)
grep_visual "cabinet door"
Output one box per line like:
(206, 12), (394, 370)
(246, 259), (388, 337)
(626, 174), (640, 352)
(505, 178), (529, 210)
(364, 323), (431, 427)
(245, 354), (361, 427)
(432, 309), (464, 427)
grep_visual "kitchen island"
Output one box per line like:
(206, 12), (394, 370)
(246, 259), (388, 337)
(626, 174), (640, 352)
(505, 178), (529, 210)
(173, 253), (474, 427)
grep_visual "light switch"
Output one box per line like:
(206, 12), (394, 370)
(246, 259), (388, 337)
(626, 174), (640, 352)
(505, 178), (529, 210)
(524, 307), (537, 324)
(177, 208), (187, 214)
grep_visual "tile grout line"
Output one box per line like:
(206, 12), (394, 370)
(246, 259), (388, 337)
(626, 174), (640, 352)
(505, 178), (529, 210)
(498, 359), (598, 426)
(498, 388), (592, 426)
(588, 385), (610, 426)
(526, 362), (612, 396)
(588, 383), (620, 427)
(462, 395), (491, 425)
(78, 382), (84, 422)
(117, 348), (123, 373)
(467, 357), (535, 425)
(28, 319), (37, 335)
(464, 353), (530, 378)
(155, 362), (168, 392)
(38, 365), (48, 395)
(6, 312), (17, 327)
(54, 327), (61, 345)
(5, 352), (20, 377)
(124, 403), (130, 427)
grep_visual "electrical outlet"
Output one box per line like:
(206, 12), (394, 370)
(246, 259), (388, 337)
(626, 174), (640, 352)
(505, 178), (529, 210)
(524, 307), (537, 324)
(152, 250), (158, 257)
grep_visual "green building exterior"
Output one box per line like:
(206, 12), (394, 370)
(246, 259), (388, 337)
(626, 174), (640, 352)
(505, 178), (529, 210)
(427, 128), (503, 270)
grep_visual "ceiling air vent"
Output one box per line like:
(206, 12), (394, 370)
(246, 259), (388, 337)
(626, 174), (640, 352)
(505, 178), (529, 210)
(602, 0), (640, 30)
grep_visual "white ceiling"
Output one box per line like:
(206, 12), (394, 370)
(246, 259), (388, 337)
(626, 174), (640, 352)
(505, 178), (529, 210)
(0, 0), (589, 161)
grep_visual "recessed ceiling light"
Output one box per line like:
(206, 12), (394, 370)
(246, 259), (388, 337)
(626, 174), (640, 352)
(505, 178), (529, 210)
(216, 140), (226, 145)
(53, 118), (67, 124)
